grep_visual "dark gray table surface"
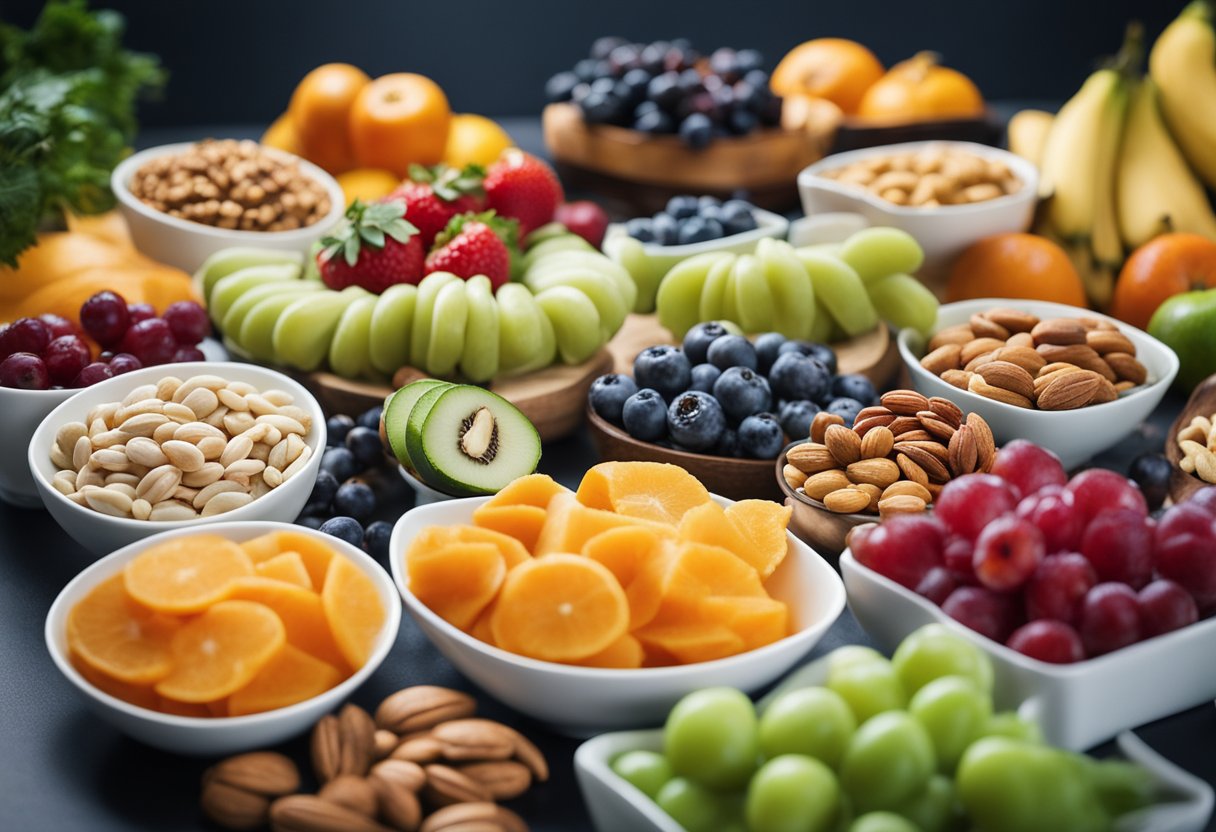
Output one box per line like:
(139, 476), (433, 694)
(1, 117), (1213, 831)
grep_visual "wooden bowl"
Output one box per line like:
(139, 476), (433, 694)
(774, 444), (871, 564)
(1166, 374), (1216, 505)
(831, 112), (1002, 154)
(585, 407), (781, 502)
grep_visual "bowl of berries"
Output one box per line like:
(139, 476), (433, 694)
(841, 439), (1216, 751)
(0, 292), (212, 507)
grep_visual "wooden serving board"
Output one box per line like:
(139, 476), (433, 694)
(1167, 374), (1216, 505)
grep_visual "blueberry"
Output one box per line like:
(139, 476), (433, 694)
(306, 469), (340, 514)
(622, 388), (668, 441)
(779, 400), (821, 440)
(666, 195), (699, 219)
(720, 198), (756, 227)
(727, 109), (758, 136)
(738, 412), (784, 459)
(625, 217), (655, 242)
(357, 406), (383, 430)
(647, 71), (683, 109)
(736, 49), (764, 74)
(345, 426), (384, 468)
(753, 332), (786, 374)
(588, 373), (639, 424)
(807, 343), (838, 375)
(712, 366), (771, 422)
(715, 428), (740, 458)
(364, 520), (393, 561)
(580, 91), (624, 124)
(326, 414), (355, 446)
(689, 363), (721, 393)
(1129, 452), (1173, 511)
(826, 397), (865, 428)
(546, 71), (581, 103)
(706, 334), (757, 371)
(635, 109), (675, 134)
(776, 340), (814, 357)
(634, 100), (661, 119)
(333, 481), (376, 521)
(621, 68), (652, 102)
(633, 345), (691, 401)
(319, 516), (364, 548)
(589, 77), (617, 97)
(677, 68), (704, 94)
(682, 321), (730, 364)
(666, 391), (726, 451)
(652, 212), (679, 245)
(678, 113), (714, 149)
(296, 515), (325, 530)
(574, 57), (601, 82)
(831, 373), (877, 405)
(768, 352), (832, 402)
(697, 195), (722, 214)
(743, 69), (770, 90)
(591, 36), (628, 60)
(320, 446), (359, 483)
(677, 216), (722, 244)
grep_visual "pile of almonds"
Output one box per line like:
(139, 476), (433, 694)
(919, 308), (1149, 411)
(819, 145), (1021, 208)
(782, 390), (996, 517)
(201, 687), (545, 831)
(1177, 413), (1216, 484)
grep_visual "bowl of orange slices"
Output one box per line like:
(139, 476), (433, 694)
(388, 462), (846, 736)
(45, 521), (400, 755)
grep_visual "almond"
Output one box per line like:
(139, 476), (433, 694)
(422, 764), (492, 807)
(859, 425), (895, 459)
(920, 344), (962, 375)
(1031, 317), (1086, 346)
(1036, 343), (1116, 381)
(927, 323), (975, 351)
(855, 405), (894, 422)
(824, 424), (862, 466)
(983, 307), (1039, 333)
(975, 360), (1036, 399)
(967, 374), (1033, 408)
(948, 424), (979, 476)
(392, 735), (445, 765)
(927, 397), (963, 428)
(1085, 329), (1135, 355)
(419, 803), (503, 832)
(370, 761), (424, 829)
(966, 412), (996, 471)
(895, 444), (951, 482)
(888, 415), (925, 436)
(202, 752), (301, 831)
(1089, 375), (1119, 405)
(783, 464), (808, 490)
(969, 313), (1010, 340)
(851, 483), (883, 512)
(810, 411), (845, 444)
(896, 453), (930, 487)
(1103, 352), (1147, 385)
(963, 351), (998, 373)
(786, 442), (839, 474)
(990, 346), (1046, 375)
(915, 411), (956, 441)
(894, 429), (934, 443)
(1115, 380), (1137, 393)
(941, 369), (973, 390)
(878, 494), (927, 517)
(853, 414), (897, 437)
(895, 439), (950, 463)
(1037, 369), (1102, 411)
(880, 390), (930, 416)
(881, 481), (932, 503)
(1005, 331), (1036, 349)
(1077, 315), (1117, 331)
(846, 458), (901, 488)
(318, 776), (379, 818)
(458, 760), (532, 800)
(823, 488), (871, 514)
(430, 719), (515, 762)
(269, 795), (392, 832)
(960, 338), (1008, 365)
(376, 686), (477, 735)
(803, 470), (852, 501)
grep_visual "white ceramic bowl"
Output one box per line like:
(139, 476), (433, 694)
(45, 520), (400, 756)
(28, 362), (326, 555)
(897, 298), (1179, 470)
(389, 494), (846, 736)
(798, 141), (1037, 285)
(841, 549), (1216, 752)
(112, 142), (345, 274)
(0, 385), (78, 507)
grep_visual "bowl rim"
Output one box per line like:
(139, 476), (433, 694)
(44, 519), (402, 727)
(389, 493), (847, 680)
(0, 382), (81, 400)
(111, 141), (345, 242)
(897, 297), (1181, 419)
(603, 207), (789, 258)
(27, 361), (327, 531)
(585, 406), (776, 470)
(798, 140), (1039, 218)
(773, 441), (873, 522)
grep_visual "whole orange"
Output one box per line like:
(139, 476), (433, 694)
(771, 38), (884, 115)
(858, 52), (984, 123)
(288, 63), (370, 174)
(260, 112), (303, 157)
(1111, 233), (1216, 330)
(946, 233), (1088, 307)
(349, 73), (451, 176)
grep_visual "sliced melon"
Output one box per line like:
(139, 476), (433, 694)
(383, 380), (454, 468)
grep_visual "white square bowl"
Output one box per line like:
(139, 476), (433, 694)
(388, 494), (846, 737)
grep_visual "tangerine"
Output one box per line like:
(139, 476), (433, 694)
(771, 39), (885, 115)
(443, 114), (513, 168)
(123, 535), (253, 615)
(946, 233), (1088, 307)
(349, 73), (451, 176)
(288, 63), (370, 173)
(1111, 233), (1216, 330)
(67, 575), (179, 684)
(154, 601), (286, 703)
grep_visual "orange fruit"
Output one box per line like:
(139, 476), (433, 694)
(444, 113), (514, 168)
(242, 531), (335, 591)
(857, 52), (984, 123)
(946, 233), (1088, 307)
(69, 650), (159, 710)
(67, 574), (179, 684)
(65, 211), (134, 250)
(472, 504), (549, 553)
(321, 556), (387, 669)
(411, 525), (530, 569)
(228, 644), (343, 716)
(154, 601), (286, 703)
(123, 535), (253, 615)
(0, 231), (136, 302)
(576, 461), (710, 525)
(469, 599), (498, 646)
(491, 554), (629, 662)
(582, 526), (674, 630)
(261, 112), (303, 157)
(157, 697), (217, 718)
(678, 501), (755, 564)
(701, 596), (790, 651)
(656, 542), (768, 609)
(533, 492), (671, 556)
(407, 542), (506, 631)
(725, 500), (793, 579)
(483, 473), (569, 509)
(254, 551), (314, 589)
(771, 38), (885, 115)
(288, 63), (370, 173)
(336, 168), (401, 205)
(227, 577), (349, 672)
(349, 73), (451, 176)
(634, 621), (746, 665)
(1111, 233), (1216, 330)
(572, 634), (644, 669)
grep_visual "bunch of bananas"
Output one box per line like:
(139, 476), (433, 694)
(1008, 3), (1216, 309)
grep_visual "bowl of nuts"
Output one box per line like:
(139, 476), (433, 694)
(899, 299), (1179, 469)
(112, 140), (345, 274)
(28, 362), (326, 555)
(797, 141), (1036, 293)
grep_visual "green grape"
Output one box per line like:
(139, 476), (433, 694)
(827, 657), (908, 724)
(982, 712), (1043, 744)
(717, 319), (745, 336)
(759, 687), (856, 769)
(891, 624), (994, 697)
(664, 687), (759, 790)
(425, 278), (470, 377)
(795, 250), (878, 336)
(840, 712), (934, 813)
(698, 254), (735, 323)
(895, 774), (960, 832)
(732, 253), (775, 333)
(656, 777), (724, 832)
(506, 301), (559, 376)
(908, 676), (991, 773)
(720, 261), (741, 326)
(519, 233), (592, 272)
(848, 811), (921, 832)
(1083, 758), (1154, 818)
(410, 271), (459, 370)
(745, 755), (841, 832)
(656, 252), (731, 338)
(839, 227), (925, 284)
(237, 285), (323, 363)
(368, 282), (417, 374)
(495, 283), (546, 373)
(603, 234), (663, 313)
(328, 295), (377, 379)
(535, 285), (603, 365)
(527, 249), (636, 312)
(611, 750), (673, 799)
(196, 247), (302, 305)
(828, 645), (887, 674)
(210, 263), (302, 325)
(868, 273), (939, 336)
(525, 267), (626, 340)
(271, 286), (362, 371)
(459, 276), (500, 382)
(758, 237), (816, 340)
(807, 299), (837, 343)
(221, 279), (301, 337)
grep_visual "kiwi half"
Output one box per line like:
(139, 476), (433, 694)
(383, 379), (453, 468)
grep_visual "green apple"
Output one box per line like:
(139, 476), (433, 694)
(1148, 287), (1216, 390)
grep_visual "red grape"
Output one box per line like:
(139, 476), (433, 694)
(1025, 553), (1097, 624)
(38, 313), (79, 340)
(941, 586), (1021, 643)
(163, 300), (210, 344)
(171, 345), (206, 363)
(1155, 533), (1216, 612)
(108, 353), (143, 375)
(851, 514), (945, 590)
(1155, 503), (1216, 544)
(118, 318), (176, 366)
(80, 291), (130, 347)
(1006, 620), (1084, 664)
(1016, 487), (1083, 554)
(973, 515), (1045, 592)
(0, 352), (50, 389)
(1138, 579), (1198, 638)
(943, 535), (978, 584)
(1079, 583), (1142, 656)
(1188, 486), (1216, 516)
(1066, 468), (1147, 528)
(127, 303), (156, 325)
(70, 362), (114, 388)
(990, 439), (1067, 499)
(42, 335), (91, 385)
(0, 318), (51, 358)
(1079, 509), (1155, 589)
(914, 567), (958, 606)
(935, 474), (1017, 540)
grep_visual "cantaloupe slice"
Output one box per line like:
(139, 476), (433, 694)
(533, 492), (670, 556)
(254, 551), (314, 589)
(407, 541), (506, 631)
(321, 556), (387, 669)
(483, 473), (568, 508)
(472, 504), (548, 553)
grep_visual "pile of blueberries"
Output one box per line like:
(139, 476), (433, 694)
(298, 405), (404, 561)
(589, 322), (880, 459)
(626, 195), (758, 246)
(545, 37), (782, 149)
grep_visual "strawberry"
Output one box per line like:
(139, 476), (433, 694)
(424, 212), (518, 290)
(317, 199), (424, 293)
(483, 149), (564, 237)
(389, 164), (486, 247)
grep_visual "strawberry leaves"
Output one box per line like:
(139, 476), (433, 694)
(432, 210), (520, 253)
(321, 198), (418, 267)
(407, 163), (486, 203)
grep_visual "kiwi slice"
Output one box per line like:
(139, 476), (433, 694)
(383, 379), (454, 468)
(406, 385), (541, 497)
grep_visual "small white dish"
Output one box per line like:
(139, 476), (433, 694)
(397, 464), (458, 506)
(897, 298), (1179, 469)
(44, 520), (401, 756)
(28, 361), (326, 555)
(112, 142), (345, 274)
(0, 385), (78, 508)
(389, 494), (846, 736)
(841, 548), (1216, 752)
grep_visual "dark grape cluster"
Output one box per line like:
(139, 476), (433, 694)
(545, 37), (782, 148)
(626, 195), (758, 246)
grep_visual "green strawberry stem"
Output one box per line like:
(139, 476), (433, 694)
(432, 210), (521, 254)
(320, 199), (419, 266)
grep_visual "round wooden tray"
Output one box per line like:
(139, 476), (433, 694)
(774, 444), (871, 563)
(1167, 374), (1216, 505)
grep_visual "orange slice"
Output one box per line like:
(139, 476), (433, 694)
(576, 461), (711, 525)
(482, 473), (569, 508)
(255, 551), (314, 589)
(533, 492), (671, 556)
(725, 500), (793, 578)
(226, 577), (350, 671)
(154, 601), (286, 703)
(321, 556), (387, 669)
(268, 531), (337, 590)
(472, 504), (548, 553)
(581, 526), (674, 630)
(69, 649), (159, 709)
(571, 633), (644, 669)
(701, 595), (790, 651)
(67, 574), (180, 684)
(407, 541), (505, 631)
(410, 525), (530, 568)
(634, 620), (746, 665)
(123, 535), (253, 614)
(228, 644), (343, 716)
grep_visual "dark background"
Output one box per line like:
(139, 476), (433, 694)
(3, 0), (1177, 127)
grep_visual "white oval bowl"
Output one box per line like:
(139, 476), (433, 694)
(28, 361), (326, 555)
(111, 142), (345, 274)
(897, 298), (1179, 469)
(0, 384), (79, 507)
(44, 520), (401, 756)
(389, 494), (846, 736)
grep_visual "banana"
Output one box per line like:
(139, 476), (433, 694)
(1007, 109), (1055, 167)
(1116, 78), (1216, 248)
(1150, 1), (1216, 188)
